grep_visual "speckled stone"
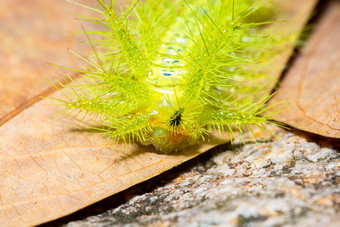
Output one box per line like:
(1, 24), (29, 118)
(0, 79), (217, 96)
(53, 128), (339, 227)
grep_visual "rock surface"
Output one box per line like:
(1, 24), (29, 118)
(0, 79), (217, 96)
(42, 127), (340, 227)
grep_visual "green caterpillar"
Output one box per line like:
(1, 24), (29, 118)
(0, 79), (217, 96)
(55, 0), (287, 153)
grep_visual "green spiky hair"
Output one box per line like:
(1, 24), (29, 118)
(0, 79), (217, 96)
(54, 0), (287, 153)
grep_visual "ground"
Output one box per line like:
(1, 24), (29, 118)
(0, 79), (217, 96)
(42, 127), (340, 227)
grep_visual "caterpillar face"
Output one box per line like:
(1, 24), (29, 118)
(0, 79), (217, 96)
(139, 90), (201, 153)
(58, 0), (286, 153)
(169, 108), (184, 127)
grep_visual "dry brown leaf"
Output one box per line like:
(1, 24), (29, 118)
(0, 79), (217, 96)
(0, 0), (100, 126)
(270, 0), (340, 138)
(0, 95), (223, 226)
(0, 0), (317, 226)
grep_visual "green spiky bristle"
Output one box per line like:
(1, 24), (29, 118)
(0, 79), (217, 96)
(57, 0), (288, 153)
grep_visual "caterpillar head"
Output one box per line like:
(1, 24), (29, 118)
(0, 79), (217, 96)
(139, 96), (204, 153)
(142, 127), (194, 153)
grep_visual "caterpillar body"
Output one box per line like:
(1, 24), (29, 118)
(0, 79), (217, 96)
(57, 0), (287, 153)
